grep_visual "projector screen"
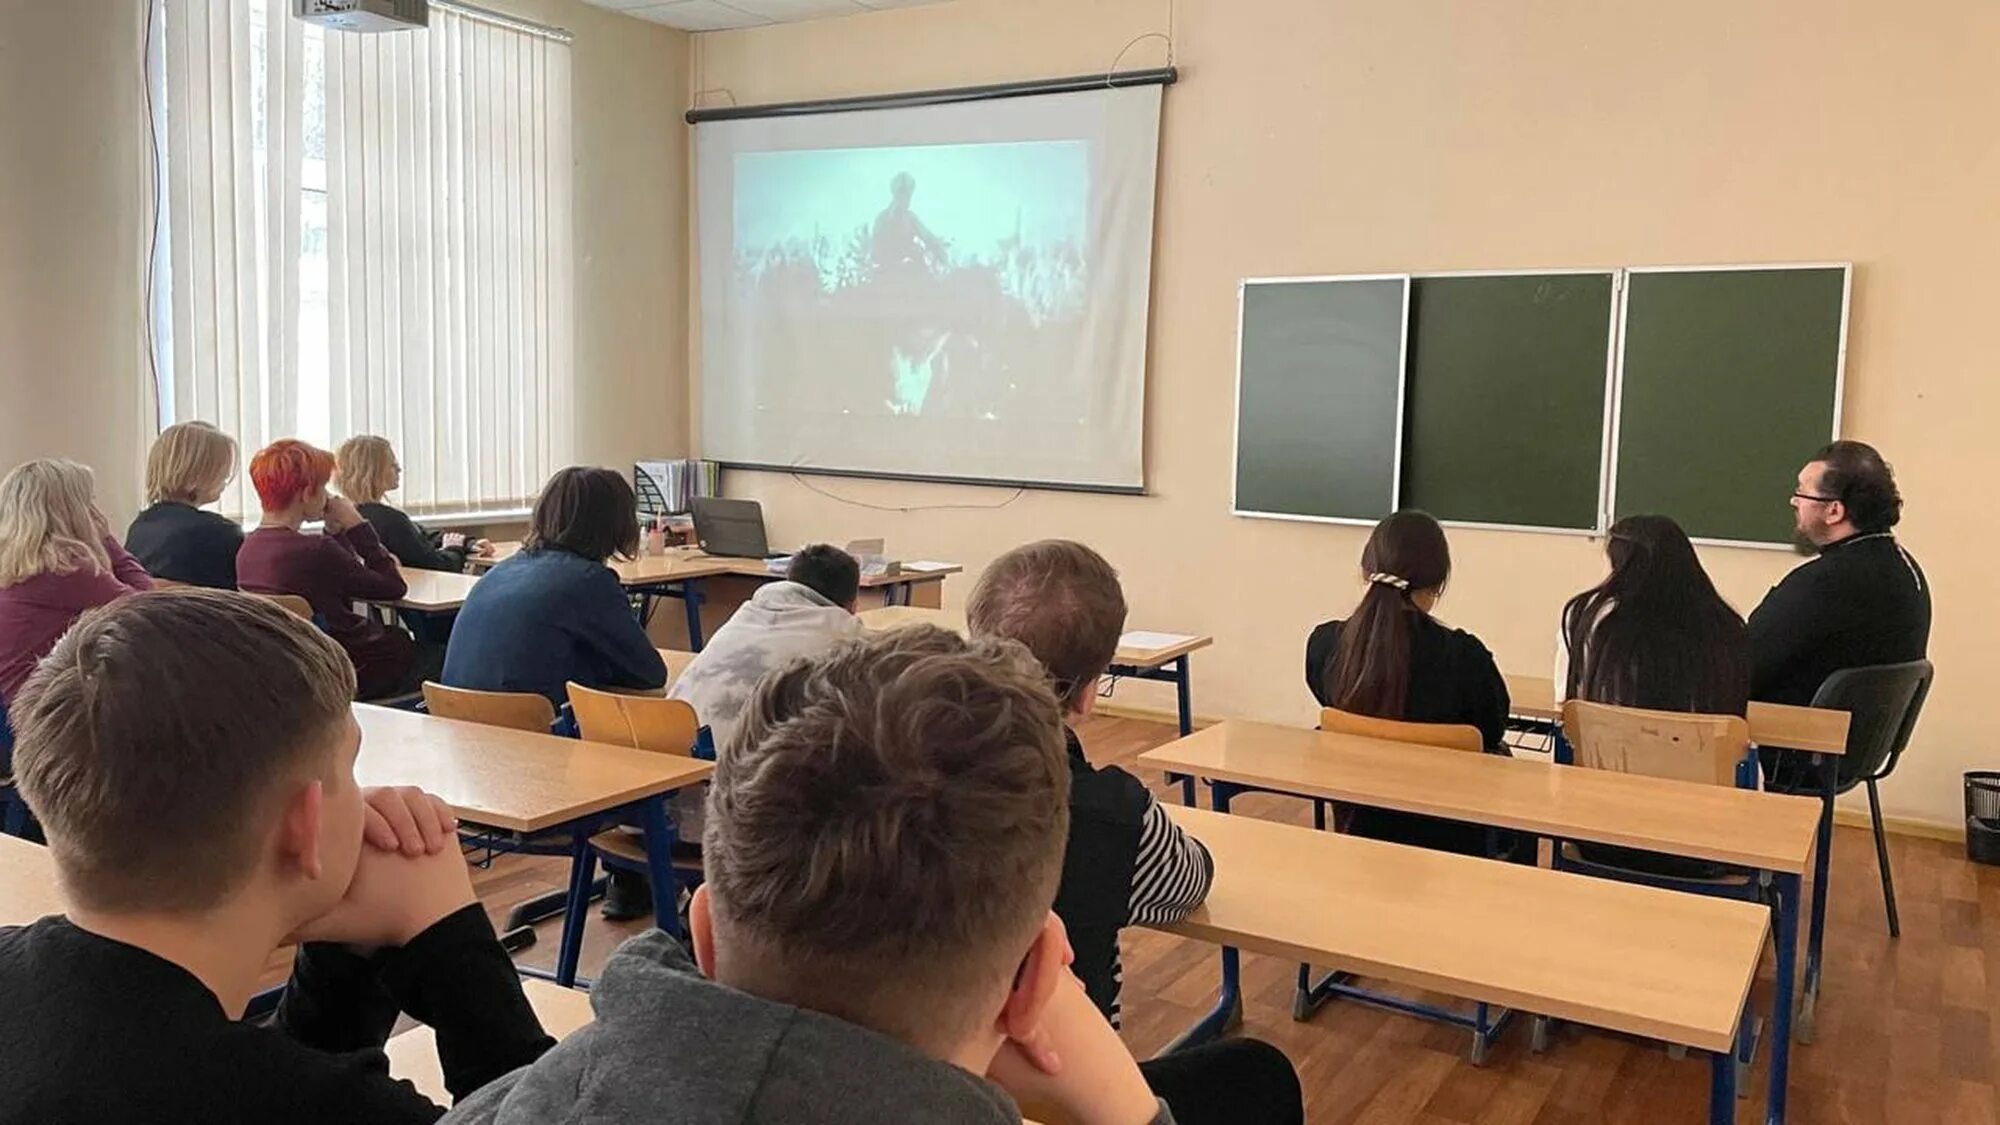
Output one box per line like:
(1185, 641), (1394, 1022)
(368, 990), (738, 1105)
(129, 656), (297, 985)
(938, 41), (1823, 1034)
(694, 84), (1164, 491)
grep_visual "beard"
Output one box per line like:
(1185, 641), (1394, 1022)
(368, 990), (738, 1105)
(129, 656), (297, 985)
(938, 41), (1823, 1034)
(1792, 529), (1822, 557)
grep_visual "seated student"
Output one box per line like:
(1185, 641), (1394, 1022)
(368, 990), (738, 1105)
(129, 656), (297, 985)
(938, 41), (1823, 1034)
(1304, 510), (1516, 858)
(1750, 441), (1931, 789)
(441, 466), (666, 705)
(0, 459), (152, 706)
(444, 625), (1175, 1125)
(237, 439), (435, 701)
(443, 467), (667, 921)
(0, 589), (552, 1124)
(967, 540), (1302, 1125)
(1557, 514), (1750, 876)
(336, 435), (492, 573)
(666, 543), (864, 827)
(125, 420), (244, 589)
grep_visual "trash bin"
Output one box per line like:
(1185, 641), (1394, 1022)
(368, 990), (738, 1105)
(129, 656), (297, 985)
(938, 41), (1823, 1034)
(1965, 771), (2000, 865)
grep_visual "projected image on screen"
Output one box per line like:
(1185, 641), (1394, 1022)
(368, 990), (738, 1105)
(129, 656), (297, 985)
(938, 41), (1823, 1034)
(735, 142), (1088, 421)
(696, 85), (1164, 490)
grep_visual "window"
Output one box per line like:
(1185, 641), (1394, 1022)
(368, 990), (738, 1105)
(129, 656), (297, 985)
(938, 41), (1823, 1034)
(155, 0), (572, 517)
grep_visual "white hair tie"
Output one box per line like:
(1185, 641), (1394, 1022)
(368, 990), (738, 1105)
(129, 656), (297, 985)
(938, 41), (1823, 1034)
(1366, 572), (1411, 592)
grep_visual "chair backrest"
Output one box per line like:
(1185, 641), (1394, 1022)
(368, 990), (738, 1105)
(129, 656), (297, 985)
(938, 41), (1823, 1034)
(1809, 660), (1934, 784)
(1561, 700), (1753, 788)
(420, 682), (557, 733)
(657, 648), (698, 687)
(252, 592), (315, 621)
(568, 682), (700, 755)
(1319, 707), (1484, 753)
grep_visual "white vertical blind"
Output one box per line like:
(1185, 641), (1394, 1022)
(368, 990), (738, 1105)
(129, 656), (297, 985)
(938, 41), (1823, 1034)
(323, 6), (573, 515)
(157, 0), (572, 517)
(162, 0), (304, 516)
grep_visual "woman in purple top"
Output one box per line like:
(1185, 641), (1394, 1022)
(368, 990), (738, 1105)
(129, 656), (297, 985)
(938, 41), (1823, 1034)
(0, 460), (154, 705)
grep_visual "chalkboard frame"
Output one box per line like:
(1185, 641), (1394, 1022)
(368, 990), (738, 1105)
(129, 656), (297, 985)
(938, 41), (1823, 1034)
(1231, 273), (1412, 527)
(1607, 262), (1851, 551)
(1231, 261), (1850, 549)
(1404, 267), (1623, 538)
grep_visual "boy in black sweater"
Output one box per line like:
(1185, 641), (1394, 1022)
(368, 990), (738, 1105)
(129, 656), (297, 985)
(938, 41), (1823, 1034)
(966, 540), (1303, 1125)
(0, 588), (551, 1124)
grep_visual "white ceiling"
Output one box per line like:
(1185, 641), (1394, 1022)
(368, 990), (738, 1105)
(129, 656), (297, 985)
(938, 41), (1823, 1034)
(585, 0), (959, 33)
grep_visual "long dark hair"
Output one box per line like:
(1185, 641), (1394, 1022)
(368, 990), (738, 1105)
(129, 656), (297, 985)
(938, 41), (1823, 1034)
(524, 467), (640, 562)
(1326, 511), (1451, 718)
(1562, 515), (1749, 715)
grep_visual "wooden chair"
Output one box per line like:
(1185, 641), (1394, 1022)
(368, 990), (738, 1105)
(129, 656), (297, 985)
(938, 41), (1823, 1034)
(1561, 700), (1753, 788)
(1544, 700), (1759, 1066)
(420, 683), (557, 734)
(656, 648), (697, 688)
(252, 592), (316, 622)
(565, 682), (706, 930)
(1319, 707), (1484, 753)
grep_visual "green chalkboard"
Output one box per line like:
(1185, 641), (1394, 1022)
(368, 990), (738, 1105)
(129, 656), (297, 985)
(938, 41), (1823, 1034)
(1615, 267), (1847, 544)
(1234, 277), (1406, 522)
(1402, 273), (1614, 529)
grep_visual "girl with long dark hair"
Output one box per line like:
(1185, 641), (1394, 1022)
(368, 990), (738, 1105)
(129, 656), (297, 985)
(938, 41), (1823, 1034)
(1558, 514), (1750, 715)
(1303, 511), (1513, 857)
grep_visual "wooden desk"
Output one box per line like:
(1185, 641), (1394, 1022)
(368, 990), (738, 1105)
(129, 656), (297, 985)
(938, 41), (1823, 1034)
(1141, 720), (1819, 873)
(857, 607), (1213, 736)
(0, 835), (61, 925)
(353, 705), (711, 834)
(1146, 720), (1818, 1122)
(389, 567), (483, 613)
(476, 543), (956, 651)
(354, 705), (711, 986)
(386, 978), (595, 1105)
(1504, 673), (1850, 755)
(1155, 806), (1766, 1057)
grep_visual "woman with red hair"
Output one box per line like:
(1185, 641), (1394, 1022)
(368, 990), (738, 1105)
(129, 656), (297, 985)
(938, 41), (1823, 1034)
(235, 439), (436, 700)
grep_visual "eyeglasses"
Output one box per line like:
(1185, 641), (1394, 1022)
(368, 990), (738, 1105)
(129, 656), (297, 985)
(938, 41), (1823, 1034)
(1791, 492), (1840, 504)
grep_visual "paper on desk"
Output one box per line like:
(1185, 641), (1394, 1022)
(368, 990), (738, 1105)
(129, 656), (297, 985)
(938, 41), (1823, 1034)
(1120, 630), (1197, 650)
(902, 560), (955, 572)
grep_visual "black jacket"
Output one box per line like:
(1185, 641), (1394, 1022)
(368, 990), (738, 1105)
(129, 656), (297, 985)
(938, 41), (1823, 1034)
(1305, 613), (1515, 857)
(1053, 728), (1211, 1025)
(360, 502), (469, 573)
(0, 905), (552, 1124)
(1748, 533), (1930, 707)
(125, 501), (243, 589)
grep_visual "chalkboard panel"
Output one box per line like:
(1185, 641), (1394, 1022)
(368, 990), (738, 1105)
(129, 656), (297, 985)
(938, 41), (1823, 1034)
(1614, 267), (1847, 544)
(1402, 273), (1614, 529)
(1234, 277), (1406, 522)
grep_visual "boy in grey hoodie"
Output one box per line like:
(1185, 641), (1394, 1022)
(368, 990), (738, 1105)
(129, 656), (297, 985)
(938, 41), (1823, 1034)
(444, 625), (1176, 1125)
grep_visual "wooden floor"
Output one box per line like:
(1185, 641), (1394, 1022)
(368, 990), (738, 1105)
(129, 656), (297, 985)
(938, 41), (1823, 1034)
(348, 714), (1995, 1124)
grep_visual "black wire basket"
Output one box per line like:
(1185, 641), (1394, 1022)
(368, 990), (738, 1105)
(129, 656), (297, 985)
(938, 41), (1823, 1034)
(1965, 771), (2000, 865)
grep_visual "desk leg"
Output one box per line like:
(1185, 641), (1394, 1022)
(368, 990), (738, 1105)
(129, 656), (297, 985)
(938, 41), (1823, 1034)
(1158, 781), (1242, 1055)
(1767, 871), (1801, 1125)
(1800, 752), (1835, 1043)
(683, 579), (706, 651)
(553, 824), (600, 988)
(641, 796), (683, 940)
(1172, 655), (1193, 738)
(1712, 1015), (1746, 1125)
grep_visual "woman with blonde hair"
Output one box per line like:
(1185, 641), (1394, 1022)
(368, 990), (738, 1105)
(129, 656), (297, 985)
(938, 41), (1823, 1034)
(0, 459), (153, 704)
(335, 435), (490, 573)
(125, 421), (244, 589)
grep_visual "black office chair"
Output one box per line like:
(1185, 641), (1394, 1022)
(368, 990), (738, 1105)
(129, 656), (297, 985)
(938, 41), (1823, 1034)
(1809, 659), (1934, 937)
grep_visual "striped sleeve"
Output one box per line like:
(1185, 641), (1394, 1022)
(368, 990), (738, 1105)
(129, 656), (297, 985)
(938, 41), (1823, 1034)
(1127, 796), (1214, 926)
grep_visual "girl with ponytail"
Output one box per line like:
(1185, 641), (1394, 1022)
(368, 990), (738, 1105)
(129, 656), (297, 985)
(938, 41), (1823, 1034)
(1304, 511), (1514, 857)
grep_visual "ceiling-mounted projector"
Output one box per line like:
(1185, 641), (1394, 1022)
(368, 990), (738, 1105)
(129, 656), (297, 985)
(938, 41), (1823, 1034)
(295, 0), (428, 32)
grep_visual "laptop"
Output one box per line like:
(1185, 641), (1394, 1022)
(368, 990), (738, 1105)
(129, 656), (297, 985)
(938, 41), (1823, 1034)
(692, 497), (786, 559)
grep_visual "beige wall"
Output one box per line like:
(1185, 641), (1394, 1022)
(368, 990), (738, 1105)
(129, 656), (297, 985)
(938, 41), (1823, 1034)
(0, 0), (152, 527)
(0, 0), (688, 527)
(695, 0), (1999, 827)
